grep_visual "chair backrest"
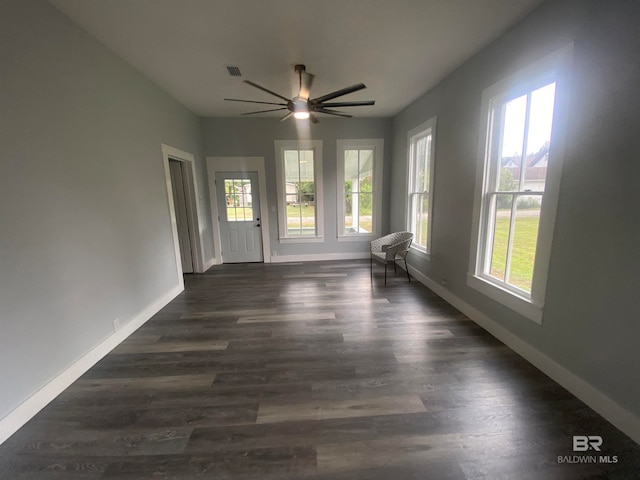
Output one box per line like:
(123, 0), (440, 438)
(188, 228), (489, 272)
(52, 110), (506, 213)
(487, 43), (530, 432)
(371, 231), (414, 258)
(392, 231), (413, 243)
(389, 232), (413, 258)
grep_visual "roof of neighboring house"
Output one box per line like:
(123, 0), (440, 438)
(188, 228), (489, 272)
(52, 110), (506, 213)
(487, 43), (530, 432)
(501, 144), (549, 168)
(502, 145), (549, 182)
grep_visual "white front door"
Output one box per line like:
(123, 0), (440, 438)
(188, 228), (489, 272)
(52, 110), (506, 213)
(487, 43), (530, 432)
(216, 172), (263, 263)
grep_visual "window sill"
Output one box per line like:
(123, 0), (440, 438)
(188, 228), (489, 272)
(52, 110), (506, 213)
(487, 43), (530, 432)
(467, 274), (543, 324)
(409, 245), (431, 262)
(337, 234), (377, 243)
(279, 236), (325, 244)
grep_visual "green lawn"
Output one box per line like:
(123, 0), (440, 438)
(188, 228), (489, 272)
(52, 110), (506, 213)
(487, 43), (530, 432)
(411, 210), (539, 292)
(286, 205), (316, 232)
(226, 206), (254, 221)
(227, 205), (317, 223)
(287, 204), (315, 220)
(284, 204), (376, 234)
(490, 214), (540, 292)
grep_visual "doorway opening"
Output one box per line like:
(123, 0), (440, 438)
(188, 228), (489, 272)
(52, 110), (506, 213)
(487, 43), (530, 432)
(169, 159), (195, 273)
(162, 144), (206, 287)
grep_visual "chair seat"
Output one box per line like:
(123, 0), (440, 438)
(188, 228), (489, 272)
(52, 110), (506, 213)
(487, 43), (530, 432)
(371, 250), (404, 262)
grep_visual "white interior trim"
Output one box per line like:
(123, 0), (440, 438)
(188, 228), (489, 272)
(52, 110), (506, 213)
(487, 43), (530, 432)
(274, 140), (324, 242)
(406, 116), (437, 254)
(337, 234), (376, 243)
(203, 256), (216, 272)
(0, 284), (183, 446)
(336, 138), (384, 239)
(161, 144), (207, 274)
(467, 273), (543, 324)
(278, 236), (325, 244)
(206, 156), (271, 264)
(408, 265), (640, 445)
(409, 246), (431, 262)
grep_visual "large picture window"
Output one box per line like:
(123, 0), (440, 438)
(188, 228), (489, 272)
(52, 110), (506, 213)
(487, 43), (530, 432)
(468, 45), (572, 323)
(274, 140), (323, 242)
(337, 139), (383, 240)
(407, 117), (436, 255)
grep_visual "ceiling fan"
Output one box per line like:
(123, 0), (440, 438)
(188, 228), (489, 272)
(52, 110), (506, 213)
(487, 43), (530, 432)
(224, 64), (375, 123)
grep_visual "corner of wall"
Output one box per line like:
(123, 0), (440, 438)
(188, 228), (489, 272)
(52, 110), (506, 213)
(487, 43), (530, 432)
(0, 283), (184, 446)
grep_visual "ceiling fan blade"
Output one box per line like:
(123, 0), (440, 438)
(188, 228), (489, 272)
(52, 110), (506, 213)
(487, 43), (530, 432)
(309, 113), (319, 124)
(241, 107), (287, 115)
(225, 98), (287, 106)
(299, 72), (315, 101)
(318, 100), (375, 107)
(280, 111), (294, 122)
(312, 83), (366, 104)
(243, 80), (290, 102)
(315, 107), (353, 118)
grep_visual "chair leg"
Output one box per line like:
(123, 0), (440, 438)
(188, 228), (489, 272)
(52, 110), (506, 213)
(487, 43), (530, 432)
(370, 254), (373, 282)
(394, 260), (397, 274)
(405, 258), (411, 282)
(384, 262), (387, 285)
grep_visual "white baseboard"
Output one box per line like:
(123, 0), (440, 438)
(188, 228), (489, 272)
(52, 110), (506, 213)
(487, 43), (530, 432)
(271, 252), (369, 263)
(407, 265), (640, 445)
(0, 283), (184, 446)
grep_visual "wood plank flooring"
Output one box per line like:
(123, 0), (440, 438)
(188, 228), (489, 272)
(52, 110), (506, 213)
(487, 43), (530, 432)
(1, 260), (639, 479)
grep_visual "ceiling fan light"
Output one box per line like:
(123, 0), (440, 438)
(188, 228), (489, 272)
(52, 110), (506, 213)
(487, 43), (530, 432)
(294, 111), (310, 120)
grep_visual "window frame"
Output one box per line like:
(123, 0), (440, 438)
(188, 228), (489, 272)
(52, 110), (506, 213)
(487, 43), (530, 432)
(468, 44), (573, 324)
(406, 116), (437, 259)
(336, 139), (384, 241)
(274, 139), (324, 243)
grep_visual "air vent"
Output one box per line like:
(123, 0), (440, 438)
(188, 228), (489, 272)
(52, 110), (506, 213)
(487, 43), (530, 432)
(225, 65), (242, 77)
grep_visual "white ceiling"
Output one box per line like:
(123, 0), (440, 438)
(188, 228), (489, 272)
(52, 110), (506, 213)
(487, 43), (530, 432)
(49, 0), (543, 118)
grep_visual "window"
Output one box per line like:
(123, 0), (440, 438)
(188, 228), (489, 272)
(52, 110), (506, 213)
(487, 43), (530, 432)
(337, 139), (383, 240)
(224, 178), (253, 221)
(468, 45), (572, 324)
(274, 140), (323, 242)
(407, 117), (437, 256)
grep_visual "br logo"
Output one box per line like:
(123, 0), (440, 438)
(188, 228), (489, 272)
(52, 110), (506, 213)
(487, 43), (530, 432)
(573, 435), (603, 452)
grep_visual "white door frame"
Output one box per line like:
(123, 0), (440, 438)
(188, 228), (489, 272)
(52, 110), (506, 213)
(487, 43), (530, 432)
(162, 144), (206, 279)
(207, 156), (271, 264)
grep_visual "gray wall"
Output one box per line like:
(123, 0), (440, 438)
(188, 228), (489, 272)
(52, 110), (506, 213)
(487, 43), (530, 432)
(201, 117), (392, 258)
(0, 0), (211, 420)
(390, 0), (640, 417)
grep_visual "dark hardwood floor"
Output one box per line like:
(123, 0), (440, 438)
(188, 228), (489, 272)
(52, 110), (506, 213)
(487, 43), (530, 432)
(1, 260), (638, 479)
